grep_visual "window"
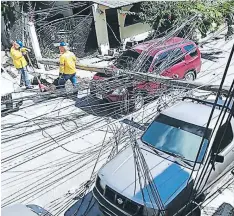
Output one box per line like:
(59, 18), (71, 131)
(212, 122), (233, 153)
(153, 48), (185, 73)
(141, 56), (154, 72)
(153, 51), (170, 71)
(184, 44), (198, 57)
(141, 114), (211, 163)
(124, 3), (142, 27)
(170, 48), (185, 65)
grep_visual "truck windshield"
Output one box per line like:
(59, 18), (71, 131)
(114, 50), (153, 72)
(141, 114), (211, 163)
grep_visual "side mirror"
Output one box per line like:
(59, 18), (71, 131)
(214, 154), (224, 163)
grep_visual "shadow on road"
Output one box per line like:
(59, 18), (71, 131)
(75, 95), (122, 119)
(201, 51), (225, 62)
(64, 192), (102, 216)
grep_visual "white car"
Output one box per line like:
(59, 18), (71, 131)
(92, 97), (234, 216)
(1, 203), (53, 216)
(1, 67), (23, 116)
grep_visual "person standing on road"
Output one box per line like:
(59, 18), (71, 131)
(10, 40), (33, 89)
(58, 42), (78, 88)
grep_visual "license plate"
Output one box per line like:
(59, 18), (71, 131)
(96, 93), (103, 100)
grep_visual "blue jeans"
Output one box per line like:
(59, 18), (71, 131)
(58, 73), (77, 88)
(18, 67), (30, 87)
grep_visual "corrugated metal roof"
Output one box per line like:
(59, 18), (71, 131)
(91, 0), (143, 8)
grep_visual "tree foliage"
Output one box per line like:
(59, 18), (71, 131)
(139, 0), (234, 39)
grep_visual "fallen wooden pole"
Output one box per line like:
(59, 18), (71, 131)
(37, 58), (231, 95)
(122, 70), (231, 95)
(38, 58), (110, 73)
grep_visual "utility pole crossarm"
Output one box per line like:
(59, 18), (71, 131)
(38, 58), (109, 73)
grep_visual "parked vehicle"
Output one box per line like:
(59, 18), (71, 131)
(90, 37), (201, 112)
(92, 97), (234, 216)
(1, 68), (23, 117)
(2, 203), (53, 216)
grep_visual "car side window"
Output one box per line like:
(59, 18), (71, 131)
(212, 122), (234, 153)
(153, 51), (169, 69)
(184, 44), (198, 57)
(170, 48), (185, 65)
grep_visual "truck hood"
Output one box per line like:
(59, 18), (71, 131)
(98, 143), (193, 208)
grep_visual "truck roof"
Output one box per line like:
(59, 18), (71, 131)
(161, 101), (227, 128)
(132, 37), (192, 57)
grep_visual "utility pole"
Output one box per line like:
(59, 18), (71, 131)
(37, 56), (231, 95)
(27, 1), (45, 71)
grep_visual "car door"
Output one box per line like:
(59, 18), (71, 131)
(204, 119), (234, 192)
(214, 119), (234, 177)
(144, 51), (170, 94)
(183, 44), (201, 73)
(160, 48), (188, 79)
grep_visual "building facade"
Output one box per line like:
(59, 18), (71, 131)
(91, 0), (152, 55)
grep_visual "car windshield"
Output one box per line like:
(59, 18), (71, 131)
(141, 114), (211, 163)
(114, 50), (153, 72)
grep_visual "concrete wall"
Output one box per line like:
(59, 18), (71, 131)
(92, 4), (110, 55)
(117, 5), (152, 43)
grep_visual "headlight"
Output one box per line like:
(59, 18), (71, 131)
(99, 177), (106, 190)
(112, 87), (127, 95)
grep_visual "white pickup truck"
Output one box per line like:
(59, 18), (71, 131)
(93, 97), (234, 216)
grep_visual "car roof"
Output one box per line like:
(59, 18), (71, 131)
(161, 101), (226, 128)
(132, 37), (192, 56)
(1, 204), (37, 216)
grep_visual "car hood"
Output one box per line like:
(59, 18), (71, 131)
(2, 204), (38, 216)
(98, 142), (193, 208)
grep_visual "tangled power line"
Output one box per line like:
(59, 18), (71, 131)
(1, 8), (234, 216)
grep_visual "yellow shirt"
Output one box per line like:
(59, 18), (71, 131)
(59, 51), (76, 74)
(10, 47), (28, 69)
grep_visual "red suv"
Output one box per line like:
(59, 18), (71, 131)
(90, 37), (201, 112)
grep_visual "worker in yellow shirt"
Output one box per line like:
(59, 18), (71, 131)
(58, 42), (77, 88)
(10, 40), (33, 89)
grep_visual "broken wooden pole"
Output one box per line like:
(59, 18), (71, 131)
(37, 58), (231, 95)
(123, 70), (231, 95)
(37, 58), (111, 74)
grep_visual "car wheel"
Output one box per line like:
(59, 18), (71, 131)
(133, 93), (144, 111)
(184, 71), (196, 81)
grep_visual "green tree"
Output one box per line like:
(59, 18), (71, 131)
(139, 0), (234, 40)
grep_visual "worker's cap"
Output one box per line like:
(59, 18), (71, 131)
(59, 42), (67, 47)
(16, 40), (23, 48)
